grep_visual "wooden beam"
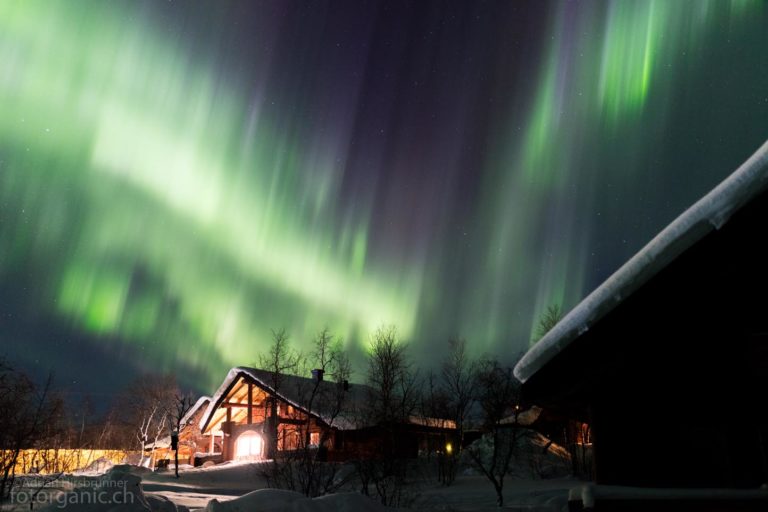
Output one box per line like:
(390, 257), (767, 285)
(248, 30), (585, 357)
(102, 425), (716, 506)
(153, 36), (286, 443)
(206, 408), (227, 433)
(278, 417), (306, 425)
(231, 407), (248, 424)
(230, 379), (248, 399)
(220, 401), (249, 408)
(248, 382), (253, 424)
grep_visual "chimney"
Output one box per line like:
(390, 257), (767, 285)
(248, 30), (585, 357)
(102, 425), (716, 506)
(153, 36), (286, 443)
(311, 368), (324, 382)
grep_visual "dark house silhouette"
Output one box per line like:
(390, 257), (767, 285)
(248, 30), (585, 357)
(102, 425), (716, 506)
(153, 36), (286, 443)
(515, 141), (768, 499)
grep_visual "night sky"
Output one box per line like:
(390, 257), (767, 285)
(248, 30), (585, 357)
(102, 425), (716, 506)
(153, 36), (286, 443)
(1, 0), (767, 397)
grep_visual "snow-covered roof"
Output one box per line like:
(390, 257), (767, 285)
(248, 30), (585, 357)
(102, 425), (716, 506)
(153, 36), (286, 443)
(144, 435), (171, 450)
(514, 139), (768, 384)
(181, 395), (211, 427)
(500, 406), (543, 427)
(199, 367), (372, 433)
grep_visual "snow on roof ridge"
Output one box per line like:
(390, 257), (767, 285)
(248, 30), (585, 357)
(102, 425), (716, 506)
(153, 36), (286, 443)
(198, 366), (370, 433)
(514, 138), (768, 384)
(181, 395), (211, 426)
(198, 366), (294, 432)
(198, 367), (244, 431)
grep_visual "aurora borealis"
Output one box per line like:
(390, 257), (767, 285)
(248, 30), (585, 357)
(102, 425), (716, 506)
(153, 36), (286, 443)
(1, 0), (767, 394)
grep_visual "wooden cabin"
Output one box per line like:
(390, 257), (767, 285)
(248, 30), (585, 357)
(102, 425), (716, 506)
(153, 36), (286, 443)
(178, 396), (213, 465)
(194, 367), (456, 464)
(514, 141), (768, 509)
(144, 396), (211, 468)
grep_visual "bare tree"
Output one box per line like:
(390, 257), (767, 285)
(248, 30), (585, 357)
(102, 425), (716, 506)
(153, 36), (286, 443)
(464, 357), (526, 507)
(358, 326), (420, 507)
(262, 328), (354, 497)
(257, 328), (301, 459)
(302, 328), (352, 455)
(419, 368), (451, 429)
(304, 329), (353, 494)
(0, 360), (59, 503)
(365, 326), (419, 425)
(95, 405), (134, 452)
(532, 304), (563, 342)
(24, 396), (86, 511)
(417, 369), (452, 483)
(168, 393), (195, 478)
(439, 338), (478, 485)
(128, 374), (176, 469)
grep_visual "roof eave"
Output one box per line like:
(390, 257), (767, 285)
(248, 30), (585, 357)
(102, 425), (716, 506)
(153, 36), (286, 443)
(515, 139), (768, 384)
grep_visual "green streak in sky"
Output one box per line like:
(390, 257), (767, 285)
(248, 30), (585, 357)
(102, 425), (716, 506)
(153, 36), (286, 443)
(466, 0), (760, 345)
(0, 0), (764, 384)
(598, 0), (660, 120)
(0, 0), (418, 387)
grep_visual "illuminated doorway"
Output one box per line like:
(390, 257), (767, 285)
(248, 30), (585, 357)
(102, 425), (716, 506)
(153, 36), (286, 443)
(235, 431), (263, 458)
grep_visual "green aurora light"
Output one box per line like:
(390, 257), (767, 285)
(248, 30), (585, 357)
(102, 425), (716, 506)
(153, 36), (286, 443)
(1, 0), (766, 390)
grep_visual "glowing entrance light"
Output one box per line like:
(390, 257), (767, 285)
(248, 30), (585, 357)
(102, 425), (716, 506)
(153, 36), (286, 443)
(235, 431), (263, 458)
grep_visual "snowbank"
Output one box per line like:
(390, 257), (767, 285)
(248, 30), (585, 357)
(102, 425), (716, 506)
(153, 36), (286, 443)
(74, 458), (117, 476)
(462, 428), (570, 479)
(40, 465), (188, 512)
(204, 489), (395, 512)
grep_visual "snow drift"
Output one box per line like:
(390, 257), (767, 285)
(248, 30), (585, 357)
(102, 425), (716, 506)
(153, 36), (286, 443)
(204, 489), (396, 512)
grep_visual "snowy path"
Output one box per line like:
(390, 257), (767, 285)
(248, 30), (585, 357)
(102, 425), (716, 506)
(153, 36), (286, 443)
(141, 463), (267, 510)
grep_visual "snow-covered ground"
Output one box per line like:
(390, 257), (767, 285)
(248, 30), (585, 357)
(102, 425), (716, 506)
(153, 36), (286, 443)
(411, 475), (574, 511)
(2, 460), (577, 512)
(6, 434), (766, 512)
(142, 462), (575, 512)
(142, 462), (269, 510)
(9, 462), (768, 512)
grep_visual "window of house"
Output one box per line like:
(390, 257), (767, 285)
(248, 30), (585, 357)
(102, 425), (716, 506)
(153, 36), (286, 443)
(234, 431), (263, 458)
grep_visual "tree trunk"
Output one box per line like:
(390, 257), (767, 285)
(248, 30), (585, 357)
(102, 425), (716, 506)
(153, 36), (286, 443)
(175, 449), (180, 478)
